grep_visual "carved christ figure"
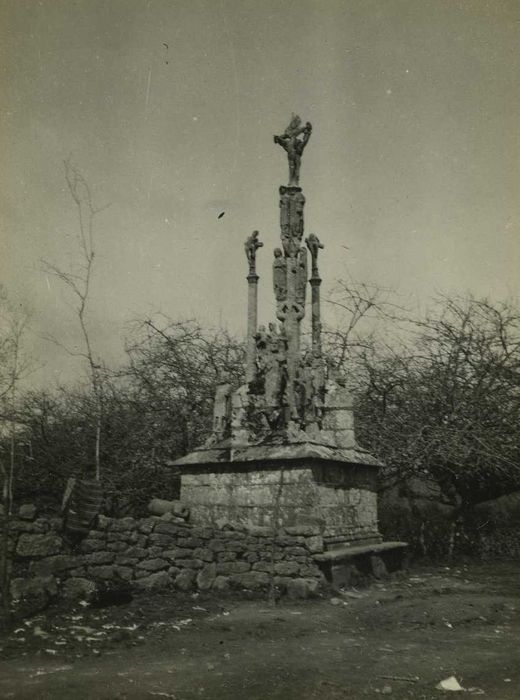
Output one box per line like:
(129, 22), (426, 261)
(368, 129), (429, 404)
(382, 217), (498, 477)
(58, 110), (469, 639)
(274, 115), (312, 187)
(244, 230), (263, 275)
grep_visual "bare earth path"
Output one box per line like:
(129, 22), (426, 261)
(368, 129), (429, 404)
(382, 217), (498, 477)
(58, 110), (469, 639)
(1, 562), (519, 699)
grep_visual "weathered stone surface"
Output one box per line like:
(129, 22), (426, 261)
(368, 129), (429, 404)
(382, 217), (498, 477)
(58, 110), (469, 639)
(192, 547), (214, 562)
(252, 561), (274, 573)
(62, 577), (97, 600)
(274, 561), (299, 576)
(305, 535), (324, 553)
(11, 520), (46, 534)
(80, 538), (106, 553)
(284, 546), (307, 556)
(108, 532), (132, 543)
(135, 571), (172, 591)
(137, 558), (169, 572)
(138, 517), (158, 534)
(212, 575), (230, 592)
(216, 561), (250, 575)
(175, 569), (196, 590)
(114, 566), (133, 581)
(31, 555), (79, 576)
(217, 551), (237, 562)
(97, 515), (111, 530)
(176, 558), (204, 570)
(217, 530), (247, 540)
(177, 537), (203, 549)
(190, 526), (212, 539)
(115, 555), (139, 566)
(246, 525), (272, 537)
(154, 521), (184, 537)
(86, 529), (106, 540)
(16, 533), (63, 558)
(106, 542), (128, 552)
(197, 563), (217, 590)
(173, 548), (199, 559)
(286, 577), (319, 599)
(83, 551), (115, 566)
(88, 565), (116, 580)
(125, 546), (148, 560)
(285, 525), (320, 537)
(110, 517), (136, 532)
(275, 535), (303, 547)
(18, 504), (37, 521)
(10, 575), (57, 615)
(231, 571), (270, 590)
(244, 551), (259, 564)
(148, 533), (177, 547)
(298, 564), (323, 578)
(208, 540), (227, 553)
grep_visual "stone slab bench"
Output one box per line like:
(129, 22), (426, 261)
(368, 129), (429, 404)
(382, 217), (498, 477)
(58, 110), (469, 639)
(313, 541), (408, 586)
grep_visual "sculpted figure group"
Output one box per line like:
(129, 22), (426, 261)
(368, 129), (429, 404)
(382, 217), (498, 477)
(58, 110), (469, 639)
(207, 114), (329, 444)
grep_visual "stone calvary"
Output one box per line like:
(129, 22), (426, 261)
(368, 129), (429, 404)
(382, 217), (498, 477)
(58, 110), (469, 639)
(172, 117), (406, 582)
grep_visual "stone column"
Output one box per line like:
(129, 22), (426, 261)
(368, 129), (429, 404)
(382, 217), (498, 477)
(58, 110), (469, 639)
(246, 271), (259, 383)
(305, 234), (324, 355)
(285, 254), (299, 417)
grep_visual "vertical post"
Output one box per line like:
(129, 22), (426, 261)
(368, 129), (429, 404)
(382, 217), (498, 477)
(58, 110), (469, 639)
(306, 234), (324, 356)
(246, 271), (259, 383)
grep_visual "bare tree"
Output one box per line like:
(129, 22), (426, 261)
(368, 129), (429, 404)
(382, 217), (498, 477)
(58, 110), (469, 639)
(42, 158), (108, 480)
(0, 288), (30, 625)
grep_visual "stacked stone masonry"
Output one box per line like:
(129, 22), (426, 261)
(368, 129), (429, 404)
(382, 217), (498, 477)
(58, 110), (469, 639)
(6, 507), (326, 611)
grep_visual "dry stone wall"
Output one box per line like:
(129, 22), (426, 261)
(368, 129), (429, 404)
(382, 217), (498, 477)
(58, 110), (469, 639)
(5, 506), (326, 615)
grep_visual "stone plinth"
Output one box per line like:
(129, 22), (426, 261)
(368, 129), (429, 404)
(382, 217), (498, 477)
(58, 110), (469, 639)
(171, 442), (382, 547)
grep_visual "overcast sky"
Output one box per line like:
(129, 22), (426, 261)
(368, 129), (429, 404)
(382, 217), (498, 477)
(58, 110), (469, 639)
(1, 0), (519, 389)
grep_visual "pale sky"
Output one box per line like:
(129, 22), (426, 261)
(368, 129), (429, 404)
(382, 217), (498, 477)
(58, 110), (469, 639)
(1, 0), (519, 389)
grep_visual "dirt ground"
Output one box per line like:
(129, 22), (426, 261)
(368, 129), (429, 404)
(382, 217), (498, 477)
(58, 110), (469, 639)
(1, 561), (519, 700)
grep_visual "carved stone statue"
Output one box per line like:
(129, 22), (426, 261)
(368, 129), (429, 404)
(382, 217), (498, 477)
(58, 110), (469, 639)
(272, 248), (287, 301)
(254, 324), (269, 373)
(274, 115), (312, 187)
(279, 188), (306, 257)
(244, 230), (263, 275)
(295, 247), (308, 306)
(212, 372), (232, 438)
(305, 233), (324, 276)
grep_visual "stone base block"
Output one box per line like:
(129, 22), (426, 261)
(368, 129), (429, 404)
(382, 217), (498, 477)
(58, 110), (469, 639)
(180, 460), (380, 540)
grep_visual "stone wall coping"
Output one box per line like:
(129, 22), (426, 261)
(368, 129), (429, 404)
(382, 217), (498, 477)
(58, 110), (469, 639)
(169, 443), (382, 470)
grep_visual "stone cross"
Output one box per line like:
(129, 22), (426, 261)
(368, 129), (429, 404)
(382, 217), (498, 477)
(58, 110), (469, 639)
(274, 115), (312, 187)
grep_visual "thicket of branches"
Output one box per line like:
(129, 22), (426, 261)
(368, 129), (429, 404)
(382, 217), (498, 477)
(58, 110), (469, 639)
(1, 284), (519, 517)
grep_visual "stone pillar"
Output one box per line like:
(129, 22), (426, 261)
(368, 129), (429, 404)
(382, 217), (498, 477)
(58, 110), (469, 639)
(246, 272), (259, 383)
(305, 234), (324, 356)
(285, 254), (299, 418)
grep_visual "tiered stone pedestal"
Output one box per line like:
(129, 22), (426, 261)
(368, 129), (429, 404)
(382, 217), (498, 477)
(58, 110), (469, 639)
(174, 442), (383, 549)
